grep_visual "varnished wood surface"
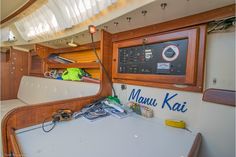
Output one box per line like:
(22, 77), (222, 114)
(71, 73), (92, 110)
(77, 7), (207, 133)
(50, 42), (100, 54)
(112, 25), (206, 92)
(35, 44), (55, 59)
(29, 52), (46, 76)
(31, 44), (101, 79)
(38, 44), (101, 79)
(1, 48), (29, 100)
(47, 62), (100, 69)
(203, 89), (236, 107)
(59, 49), (101, 63)
(9, 129), (22, 157)
(0, 62), (11, 100)
(188, 133), (202, 157)
(112, 28), (199, 85)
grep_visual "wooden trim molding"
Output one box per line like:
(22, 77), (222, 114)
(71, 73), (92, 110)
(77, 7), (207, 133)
(9, 129), (22, 157)
(203, 88), (236, 107)
(112, 27), (199, 85)
(112, 4), (235, 42)
(0, 0), (37, 24)
(50, 42), (100, 54)
(188, 133), (202, 157)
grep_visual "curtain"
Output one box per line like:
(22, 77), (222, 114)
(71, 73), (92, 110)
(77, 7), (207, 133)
(14, 0), (117, 41)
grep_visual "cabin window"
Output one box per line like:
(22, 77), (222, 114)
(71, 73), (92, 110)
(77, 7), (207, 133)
(14, 0), (117, 41)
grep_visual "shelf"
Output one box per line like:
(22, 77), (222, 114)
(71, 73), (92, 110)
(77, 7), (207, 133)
(49, 42), (100, 54)
(47, 62), (100, 69)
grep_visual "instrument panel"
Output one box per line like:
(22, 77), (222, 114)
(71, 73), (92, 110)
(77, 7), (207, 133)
(118, 39), (188, 75)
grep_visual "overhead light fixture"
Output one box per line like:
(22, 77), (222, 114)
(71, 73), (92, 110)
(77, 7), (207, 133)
(67, 38), (78, 47)
(8, 31), (16, 42)
(88, 25), (96, 34)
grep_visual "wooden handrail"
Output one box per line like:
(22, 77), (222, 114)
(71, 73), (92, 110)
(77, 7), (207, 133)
(203, 88), (235, 107)
(9, 128), (22, 157)
(188, 133), (202, 157)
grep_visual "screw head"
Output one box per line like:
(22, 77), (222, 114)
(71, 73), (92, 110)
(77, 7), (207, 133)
(141, 10), (147, 16)
(160, 3), (167, 10)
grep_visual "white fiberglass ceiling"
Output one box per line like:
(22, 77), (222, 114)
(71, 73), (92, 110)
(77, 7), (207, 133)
(1, 0), (28, 20)
(0, 0), (234, 48)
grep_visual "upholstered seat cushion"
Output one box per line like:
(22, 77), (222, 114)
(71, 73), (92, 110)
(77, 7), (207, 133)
(18, 76), (100, 104)
(1, 99), (27, 119)
(1, 76), (100, 120)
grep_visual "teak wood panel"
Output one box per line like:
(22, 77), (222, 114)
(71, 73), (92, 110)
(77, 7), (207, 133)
(0, 62), (11, 100)
(113, 25), (207, 92)
(35, 44), (55, 59)
(59, 49), (101, 63)
(9, 129), (22, 156)
(48, 49), (101, 80)
(47, 62), (100, 69)
(187, 133), (202, 157)
(1, 30), (112, 157)
(28, 52), (46, 76)
(31, 44), (101, 79)
(1, 48), (29, 100)
(50, 42), (100, 54)
(28, 44), (54, 76)
(86, 69), (101, 79)
(202, 88), (236, 107)
(112, 27), (201, 90)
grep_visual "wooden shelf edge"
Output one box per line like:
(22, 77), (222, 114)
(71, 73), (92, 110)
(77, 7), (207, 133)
(47, 62), (100, 69)
(202, 88), (236, 107)
(113, 79), (202, 93)
(188, 133), (202, 157)
(50, 41), (100, 54)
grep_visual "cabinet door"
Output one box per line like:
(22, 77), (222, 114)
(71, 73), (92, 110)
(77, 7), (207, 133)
(21, 51), (29, 76)
(29, 52), (46, 76)
(9, 50), (29, 99)
(0, 62), (11, 100)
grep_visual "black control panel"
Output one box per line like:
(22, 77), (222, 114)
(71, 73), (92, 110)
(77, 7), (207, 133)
(118, 39), (188, 75)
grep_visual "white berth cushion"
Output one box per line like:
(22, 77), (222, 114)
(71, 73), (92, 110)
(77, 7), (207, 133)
(17, 76), (100, 104)
(1, 99), (27, 119)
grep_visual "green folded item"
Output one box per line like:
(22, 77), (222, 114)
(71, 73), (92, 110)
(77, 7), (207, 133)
(62, 68), (86, 81)
(107, 95), (120, 104)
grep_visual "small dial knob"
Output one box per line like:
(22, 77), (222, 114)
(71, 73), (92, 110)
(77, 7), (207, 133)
(162, 45), (179, 61)
(164, 48), (175, 58)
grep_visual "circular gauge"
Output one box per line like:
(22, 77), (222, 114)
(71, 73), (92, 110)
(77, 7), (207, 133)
(162, 45), (179, 61)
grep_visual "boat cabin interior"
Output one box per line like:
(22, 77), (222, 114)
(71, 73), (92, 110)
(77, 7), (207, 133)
(0, 0), (235, 157)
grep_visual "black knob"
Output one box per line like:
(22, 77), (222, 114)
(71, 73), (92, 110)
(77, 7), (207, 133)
(164, 48), (175, 58)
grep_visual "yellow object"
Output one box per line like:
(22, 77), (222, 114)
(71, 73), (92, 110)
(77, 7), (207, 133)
(165, 119), (186, 129)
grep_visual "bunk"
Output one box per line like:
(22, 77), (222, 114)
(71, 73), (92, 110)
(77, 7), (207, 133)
(0, 1), (235, 157)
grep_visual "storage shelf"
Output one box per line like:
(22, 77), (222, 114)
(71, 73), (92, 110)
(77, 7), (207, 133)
(47, 62), (100, 69)
(49, 41), (100, 54)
